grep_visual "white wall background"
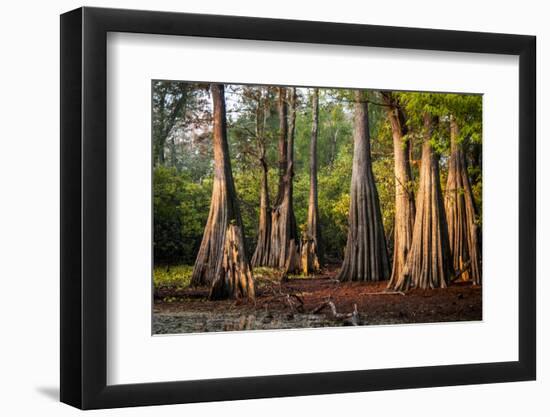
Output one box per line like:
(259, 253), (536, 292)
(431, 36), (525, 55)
(0, 0), (545, 415)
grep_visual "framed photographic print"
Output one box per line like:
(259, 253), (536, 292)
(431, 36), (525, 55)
(60, 6), (536, 410)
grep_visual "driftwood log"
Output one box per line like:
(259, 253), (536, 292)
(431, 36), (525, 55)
(311, 300), (361, 326)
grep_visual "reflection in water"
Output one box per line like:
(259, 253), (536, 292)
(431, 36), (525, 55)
(153, 311), (352, 334)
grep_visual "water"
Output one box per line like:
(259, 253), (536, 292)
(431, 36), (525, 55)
(152, 311), (353, 334)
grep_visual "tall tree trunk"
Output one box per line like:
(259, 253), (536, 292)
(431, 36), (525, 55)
(302, 88), (322, 275)
(156, 88), (166, 166)
(269, 88), (300, 273)
(337, 90), (390, 282)
(190, 84), (254, 300)
(391, 114), (452, 291)
(251, 88), (272, 267)
(445, 117), (482, 285)
(381, 93), (416, 289)
(251, 155), (271, 266)
(274, 87), (288, 206)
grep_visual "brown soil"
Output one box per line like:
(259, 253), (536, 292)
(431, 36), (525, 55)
(153, 266), (481, 334)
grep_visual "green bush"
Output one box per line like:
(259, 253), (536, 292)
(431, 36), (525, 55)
(153, 166), (211, 264)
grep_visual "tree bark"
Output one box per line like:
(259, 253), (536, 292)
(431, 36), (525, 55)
(445, 117), (482, 285)
(209, 223), (255, 300)
(269, 87), (300, 273)
(274, 87), (288, 206)
(337, 90), (390, 282)
(190, 84), (255, 300)
(251, 89), (272, 267)
(156, 88), (166, 165)
(391, 114), (452, 291)
(302, 88), (323, 275)
(380, 93), (416, 289)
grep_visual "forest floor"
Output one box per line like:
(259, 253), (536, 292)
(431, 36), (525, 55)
(153, 265), (482, 334)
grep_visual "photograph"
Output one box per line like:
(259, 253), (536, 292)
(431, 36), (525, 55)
(152, 82), (483, 334)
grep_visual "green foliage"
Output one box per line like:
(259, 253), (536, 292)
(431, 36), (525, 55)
(252, 267), (286, 286)
(395, 91), (483, 211)
(153, 264), (194, 289)
(153, 166), (211, 264)
(232, 166), (270, 252)
(397, 92), (482, 149)
(372, 156), (396, 240)
(316, 142), (353, 259)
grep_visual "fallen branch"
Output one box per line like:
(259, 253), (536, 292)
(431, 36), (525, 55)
(362, 290), (406, 296)
(311, 302), (329, 315)
(260, 282), (305, 313)
(310, 300), (361, 326)
(284, 293), (305, 312)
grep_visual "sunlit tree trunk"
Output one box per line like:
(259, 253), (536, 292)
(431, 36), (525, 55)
(381, 93), (416, 289)
(191, 84), (255, 300)
(274, 87), (288, 206)
(337, 90), (390, 282)
(445, 117), (482, 285)
(269, 88), (300, 273)
(302, 88), (322, 274)
(392, 114), (452, 291)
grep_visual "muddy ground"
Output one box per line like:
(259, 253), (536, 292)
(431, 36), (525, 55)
(153, 267), (482, 334)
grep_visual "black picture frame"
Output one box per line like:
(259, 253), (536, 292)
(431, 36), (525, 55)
(60, 6), (536, 410)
